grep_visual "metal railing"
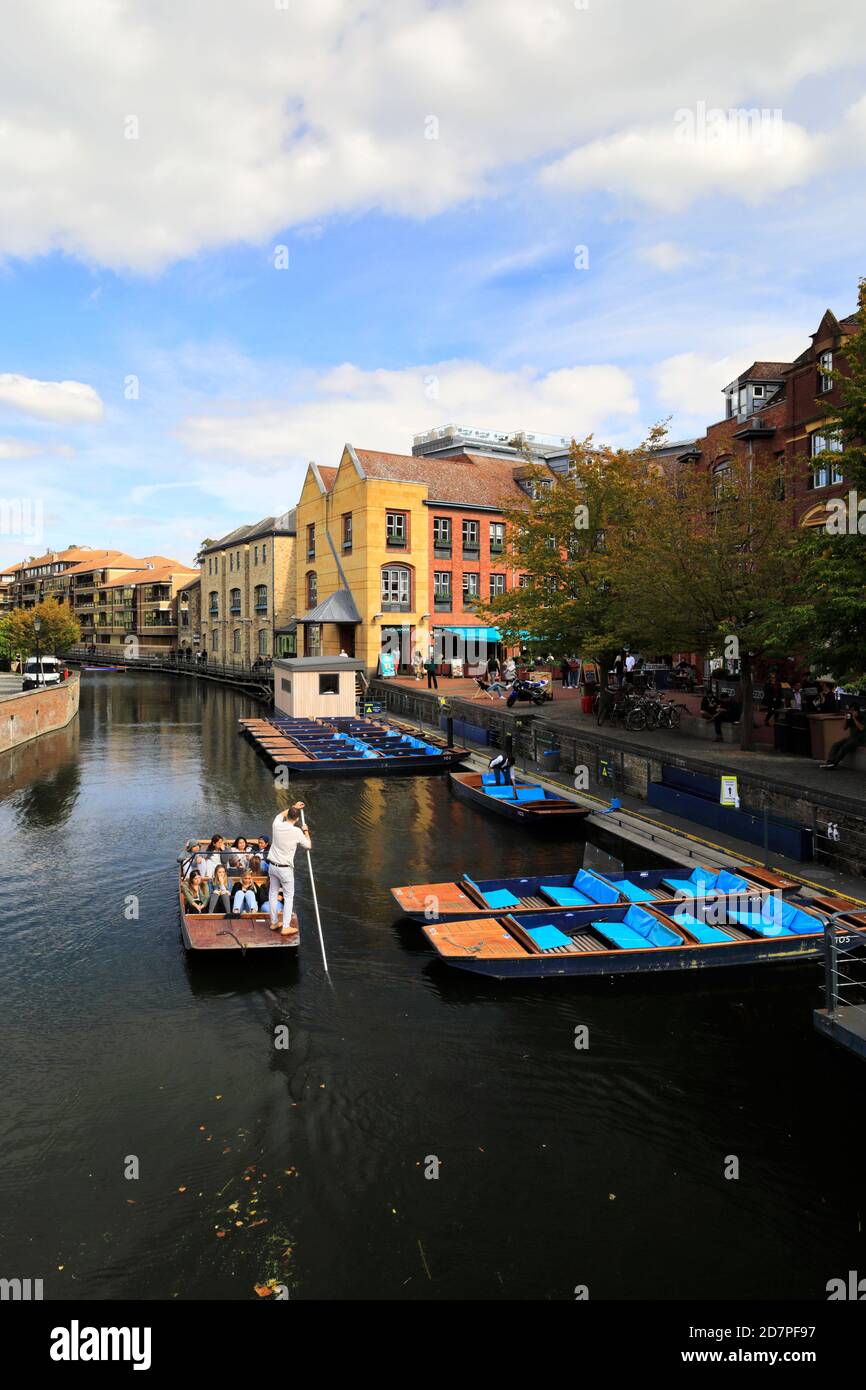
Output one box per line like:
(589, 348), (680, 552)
(821, 912), (866, 1024)
(67, 647), (275, 683)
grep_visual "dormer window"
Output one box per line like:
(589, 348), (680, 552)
(752, 385), (765, 399)
(819, 351), (833, 393)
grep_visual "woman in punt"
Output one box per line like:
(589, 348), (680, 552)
(182, 870), (209, 914)
(207, 864), (233, 915)
(232, 868), (259, 914)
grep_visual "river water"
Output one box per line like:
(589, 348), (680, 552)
(0, 673), (862, 1301)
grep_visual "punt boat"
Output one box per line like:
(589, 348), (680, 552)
(391, 863), (799, 923)
(240, 715), (469, 776)
(420, 895), (864, 979)
(448, 770), (589, 828)
(179, 838), (298, 952)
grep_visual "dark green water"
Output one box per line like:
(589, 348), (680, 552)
(0, 674), (862, 1301)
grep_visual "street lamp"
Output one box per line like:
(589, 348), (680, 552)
(33, 615), (42, 685)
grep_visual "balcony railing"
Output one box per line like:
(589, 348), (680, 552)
(434, 596), (452, 611)
(381, 600), (411, 612)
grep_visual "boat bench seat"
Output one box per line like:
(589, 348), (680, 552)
(592, 921), (651, 950)
(663, 869), (750, 897)
(462, 875), (521, 910)
(573, 869), (621, 905)
(525, 923), (576, 952)
(669, 911), (733, 945)
(484, 786), (545, 802)
(617, 880), (656, 902)
(540, 885), (593, 907)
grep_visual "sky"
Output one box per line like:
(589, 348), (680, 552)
(1, 0), (866, 568)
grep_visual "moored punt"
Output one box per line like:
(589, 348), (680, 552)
(420, 896), (858, 979)
(178, 839), (298, 952)
(390, 863), (799, 923)
(239, 714), (469, 776)
(448, 770), (589, 828)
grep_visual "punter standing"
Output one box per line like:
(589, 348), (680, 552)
(268, 801), (312, 935)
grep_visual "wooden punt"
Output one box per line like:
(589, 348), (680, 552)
(390, 863), (799, 923)
(447, 770), (589, 828)
(420, 896), (856, 979)
(179, 839), (298, 952)
(239, 715), (470, 776)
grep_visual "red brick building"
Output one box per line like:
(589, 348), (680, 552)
(688, 308), (858, 527)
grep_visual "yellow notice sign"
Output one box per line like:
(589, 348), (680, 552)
(720, 775), (740, 808)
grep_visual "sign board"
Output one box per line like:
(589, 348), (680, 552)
(720, 775), (740, 808)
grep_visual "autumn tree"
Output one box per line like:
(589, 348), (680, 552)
(479, 427), (668, 655)
(0, 598), (81, 660)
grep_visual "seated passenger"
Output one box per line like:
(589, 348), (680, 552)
(199, 835), (225, 879)
(207, 864), (233, 914)
(256, 836), (270, 871)
(233, 869), (258, 914)
(182, 870), (208, 914)
(225, 837), (251, 868)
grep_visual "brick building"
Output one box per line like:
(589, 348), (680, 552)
(200, 511), (297, 663)
(690, 307), (858, 527)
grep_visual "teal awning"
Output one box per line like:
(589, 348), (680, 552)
(439, 626), (502, 641)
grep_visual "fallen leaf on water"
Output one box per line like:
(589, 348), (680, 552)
(216, 1230), (226, 1238)
(214, 1094), (223, 1100)
(235, 1220), (244, 1227)
(177, 1186), (187, 1194)
(254, 1284), (273, 1298)
(250, 1218), (269, 1228)
(228, 1202), (239, 1213)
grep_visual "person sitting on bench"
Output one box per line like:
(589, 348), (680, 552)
(182, 870), (208, 914)
(232, 868), (259, 913)
(207, 864), (233, 914)
(819, 706), (866, 769)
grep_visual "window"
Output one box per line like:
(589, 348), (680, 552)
(258, 629), (268, 656)
(463, 571), (480, 604)
(306, 524), (315, 559)
(342, 513), (353, 552)
(433, 571), (452, 610)
(489, 573), (506, 598)
(254, 545), (259, 565)
(381, 565), (411, 610)
(254, 584), (267, 614)
(809, 431), (843, 488)
(712, 458), (733, 498)
(229, 553), (233, 572)
(752, 385), (765, 399)
(819, 351), (833, 393)
(209, 590), (219, 616)
(232, 629), (241, 654)
(262, 543), (267, 563)
(306, 571), (317, 607)
(307, 624), (321, 657)
(230, 587), (241, 614)
(433, 516), (452, 556)
(386, 511), (408, 548)
(212, 630), (219, 652)
(489, 522), (505, 555)
(462, 519), (479, 556)
(281, 677), (292, 693)
(319, 674), (339, 695)
(519, 574), (530, 589)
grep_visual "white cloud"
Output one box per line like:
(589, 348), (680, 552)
(178, 359), (639, 467)
(0, 438), (41, 459)
(0, 374), (104, 423)
(0, 1), (864, 269)
(638, 242), (696, 272)
(542, 118), (825, 211)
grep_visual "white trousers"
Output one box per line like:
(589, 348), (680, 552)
(268, 864), (296, 930)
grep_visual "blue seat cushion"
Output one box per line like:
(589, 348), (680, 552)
(664, 875), (716, 897)
(715, 870), (751, 894)
(479, 887), (522, 910)
(729, 909), (791, 937)
(780, 903), (823, 934)
(526, 923), (573, 951)
(593, 921), (654, 950)
(573, 869), (620, 905)
(540, 885), (593, 907)
(623, 905), (680, 947)
(514, 787), (545, 802)
(671, 911), (732, 945)
(618, 880), (656, 903)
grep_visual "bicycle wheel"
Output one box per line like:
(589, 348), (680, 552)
(625, 707), (647, 732)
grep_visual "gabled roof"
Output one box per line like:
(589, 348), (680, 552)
(102, 562), (198, 588)
(731, 361), (792, 386)
(297, 588), (362, 624)
(348, 446), (545, 507)
(63, 551), (144, 575)
(10, 545), (94, 573)
(204, 511), (297, 552)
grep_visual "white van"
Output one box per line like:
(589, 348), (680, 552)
(22, 656), (62, 691)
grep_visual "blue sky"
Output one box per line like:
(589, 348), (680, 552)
(1, 0), (865, 568)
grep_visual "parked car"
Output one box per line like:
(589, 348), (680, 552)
(22, 655), (62, 690)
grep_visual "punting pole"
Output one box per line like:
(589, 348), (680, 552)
(300, 808), (329, 974)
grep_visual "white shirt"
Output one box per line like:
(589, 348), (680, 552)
(270, 813), (311, 866)
(625, 655), (636, 671)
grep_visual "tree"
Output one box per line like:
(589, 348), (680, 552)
(195, 539), (216, 566)
(478, 427), (667, 655)
(0, 598), (81, 660)
(611, 452), (800, 750)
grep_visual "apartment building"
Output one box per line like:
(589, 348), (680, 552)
(97, 560), (199, 655)
(200, 511), (296, 663)
(294, 444), (542, 673)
